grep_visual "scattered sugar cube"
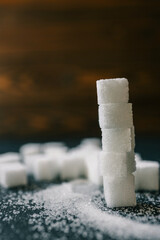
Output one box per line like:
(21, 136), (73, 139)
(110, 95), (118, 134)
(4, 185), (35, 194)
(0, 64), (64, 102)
(65, 144), (101, 180)
(23, 154), (44, 174)
(98, 103), (133, 129)
(20, 143), (41, 156)
(85, 150), (103, 186)
(23, 153), (62, 178)
(96, 78), (129, 104)
(134, 161), (159, 191)
(67, 146), (87, 159)
(0, 152), (21, 163)
(78, 143), (101, 155)
(23, 155), (38, 174)
(103, 174), (136, 208)
(32, 155), (60, 181)
(60, 152), (86, 181)
(102, 128), (134, 152)
(99, 151), (136, 177)
(41, 142), (68, 156)
(0, 162), (27, 188)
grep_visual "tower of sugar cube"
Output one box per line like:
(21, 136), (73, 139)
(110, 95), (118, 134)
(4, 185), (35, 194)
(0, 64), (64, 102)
(96, 78), (136, 208)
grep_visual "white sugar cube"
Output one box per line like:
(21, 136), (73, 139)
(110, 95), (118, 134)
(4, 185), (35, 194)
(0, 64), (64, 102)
(32, 155), (60, 181)
(20, 143), (41, 156)
(0, 152), (21, 163)
(77, 141), (100, 155)
(0, 162), (27, 188)
(134, 161), (159, 191)
(103, 174), (136, 208)
(65, 145), (101, 180)
(99, 152), (136, 177)
(102, 128), (135, 152)
(23, 155), (38, 174)
(41, 142), (68, 155)
(85, 150), (103, 186)
(98, 103), (133, 129)
(23, 154), (45, 174)
(23, 153), (62, 178)
(60, 152), (86, 181)
(96, 78), (129, 104)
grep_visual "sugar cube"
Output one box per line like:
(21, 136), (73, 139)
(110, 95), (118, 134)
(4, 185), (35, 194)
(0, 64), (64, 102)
(0, 152), (21, 163)
(98, 103), (133, 129)
(32, 155), (60, 181)
(96, 78), (129, 104)
(0, 162), (27, 188)
(85, 150), (103, 186)
(103, 174), (136, 208)
(20, 143), (41, 156)
(99, 151), (136, 177)
(23, 155), (38, 174)
(66, 144), (101, 180)
(134, 161), (159, 191)
(60, 152), (86, 181)
(23, 153), (62, 177)
(102, 128), (135, 152)
(41, 142), (68, 156)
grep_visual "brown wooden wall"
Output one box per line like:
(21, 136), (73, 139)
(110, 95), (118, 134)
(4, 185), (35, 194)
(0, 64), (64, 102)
(0, 0), (160, 139)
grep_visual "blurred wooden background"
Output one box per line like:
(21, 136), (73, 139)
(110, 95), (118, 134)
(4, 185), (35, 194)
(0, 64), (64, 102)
(0, 0), (160, 139)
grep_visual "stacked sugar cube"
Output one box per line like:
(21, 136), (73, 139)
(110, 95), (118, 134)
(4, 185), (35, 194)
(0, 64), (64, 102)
(97, 78), (136, 208)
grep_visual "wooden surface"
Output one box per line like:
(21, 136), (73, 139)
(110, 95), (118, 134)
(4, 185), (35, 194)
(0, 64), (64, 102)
(0, 0), (160, 139)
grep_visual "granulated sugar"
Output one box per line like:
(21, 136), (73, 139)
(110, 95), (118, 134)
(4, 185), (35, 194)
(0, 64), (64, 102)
(0, 180), (160, 240)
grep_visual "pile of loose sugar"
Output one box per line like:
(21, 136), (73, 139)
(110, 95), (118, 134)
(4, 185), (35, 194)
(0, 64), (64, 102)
(0, 180), (160, 240)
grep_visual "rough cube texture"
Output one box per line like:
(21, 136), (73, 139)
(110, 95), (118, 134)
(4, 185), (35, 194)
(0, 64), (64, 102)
(96, 78), (129, 104)
(103, 174), (136, 208)
(102, 128), (134, 152)
(99, 151), (136, 177)
(98, 103), (133, 129)
(0, 163), (27, 188)
(134, 161), (159, 191)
